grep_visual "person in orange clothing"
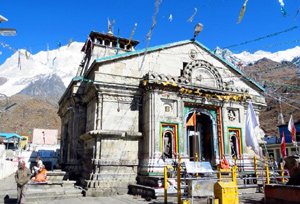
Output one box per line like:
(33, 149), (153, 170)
(31, 164), (48, 183)
(220, 155), (231, 170)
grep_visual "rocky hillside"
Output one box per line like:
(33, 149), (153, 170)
(244, 58), (300, 135)
(0, 94), (61, 140)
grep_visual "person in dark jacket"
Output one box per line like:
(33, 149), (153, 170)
(15, 160), (31, 204)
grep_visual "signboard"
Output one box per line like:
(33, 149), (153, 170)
(188, 179), (215, 197)
(184, 161), (214, 174)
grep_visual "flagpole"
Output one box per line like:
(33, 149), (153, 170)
(194, 111), (197, 161)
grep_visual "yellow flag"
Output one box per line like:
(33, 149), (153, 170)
(237, 0), (249, 24)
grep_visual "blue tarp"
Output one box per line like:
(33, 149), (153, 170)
(0, 132), (22, 140)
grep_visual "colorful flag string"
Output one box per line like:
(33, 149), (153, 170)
(140, 0), (162, 70)
(116, 28), (120, 54)
(127, 23), (138, 46)
(278, 0), (287, 16)
(18, 51), (21, 70)
(187, 8), (197, 23)
(146, 0), (162, 42)
(168, 14), (173, 22)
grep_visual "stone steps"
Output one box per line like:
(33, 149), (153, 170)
(26, 193), (83, 203)
(24, 170), (83, 202)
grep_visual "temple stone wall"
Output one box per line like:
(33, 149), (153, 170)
(86, 98), (97, 132)
(102, 97), (139, 132)
(82, 136), (140, 196)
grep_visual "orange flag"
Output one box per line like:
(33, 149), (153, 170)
(186, 112), (196, 127)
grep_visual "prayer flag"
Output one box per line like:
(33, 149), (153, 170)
(288, 115), (297, 145)
(18, 51), (21, 70)
(245, 102), (260, 155)
(237, 0), (249, 24)
(187, 8), (197, 23)
(108, 18), (112, 29)
(281, 132), (287, 157)
(168, 14), (173, 22)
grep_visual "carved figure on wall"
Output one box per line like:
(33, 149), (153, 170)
(228, 110), (236, 121)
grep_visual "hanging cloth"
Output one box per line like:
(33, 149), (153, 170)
(237, 0), (249, 24)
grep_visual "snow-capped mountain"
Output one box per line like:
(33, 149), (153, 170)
(214, 47), (243, 66)
(214, 46), (300, 68)
(232, 46), (300, 66)
(18, 74), (66, 105)
(0, 42), (84, 97)
(292, 56), (300, 67)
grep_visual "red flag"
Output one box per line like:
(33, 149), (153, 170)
(288, 115), (297, 145)
(281, 132), (286, 158)
(186, 112), (196, 127)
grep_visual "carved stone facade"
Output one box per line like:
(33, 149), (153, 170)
(58, 31), (266, 195)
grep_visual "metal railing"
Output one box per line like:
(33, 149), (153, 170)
(163, 154), (290, 203)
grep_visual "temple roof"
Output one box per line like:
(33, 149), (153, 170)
(93, 40), (265, 92)
(81, 31), (139, 52)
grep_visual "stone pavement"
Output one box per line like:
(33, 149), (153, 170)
(0, 173), (264, 204)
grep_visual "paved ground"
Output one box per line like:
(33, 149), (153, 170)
(0, 174), (264, 204)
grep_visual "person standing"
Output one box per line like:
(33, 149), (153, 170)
(15, 160), (31, 204)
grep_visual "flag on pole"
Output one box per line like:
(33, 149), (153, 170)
(245, 102), (261, 156)
(288, 115), (297, 145)
(186, 112), (196, 127)
(281, 132), (287, 157)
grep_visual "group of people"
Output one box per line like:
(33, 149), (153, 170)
(14, 156), (48, 204)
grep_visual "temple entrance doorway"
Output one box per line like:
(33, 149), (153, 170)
(186, 111), (213, 162)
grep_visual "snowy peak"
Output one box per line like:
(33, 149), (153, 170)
(233, 46), (300, 65)
(0, 42), (84, 96)
(214, 47), (241, 65)
(18, 73), (66, 105)
(292, 56), (300, 67)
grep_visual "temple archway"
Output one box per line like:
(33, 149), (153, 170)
(185, 110), (217, 162)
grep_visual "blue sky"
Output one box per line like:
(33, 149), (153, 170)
(0, 0), (300, 64)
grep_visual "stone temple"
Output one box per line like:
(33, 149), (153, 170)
(58, 29), (266, 196)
